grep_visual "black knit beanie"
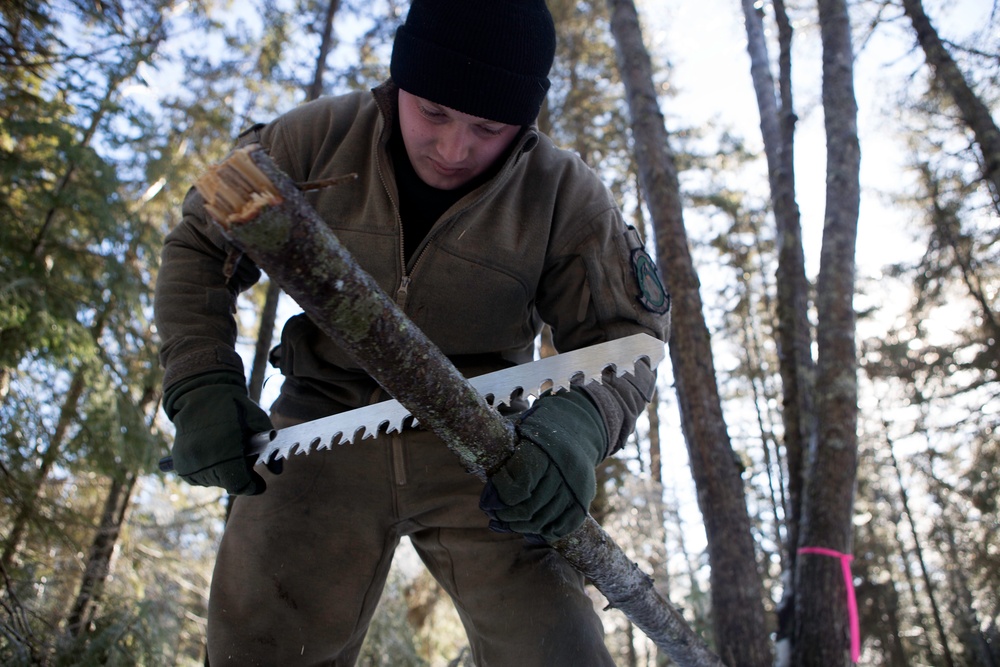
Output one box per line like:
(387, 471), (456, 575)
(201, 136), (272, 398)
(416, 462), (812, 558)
(390, 0), (556, 126)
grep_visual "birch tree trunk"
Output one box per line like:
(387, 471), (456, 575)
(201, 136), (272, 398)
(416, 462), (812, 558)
(605, 1), (771, 664)
(647, 387), (661, 482)
(792, 0), (861, 662)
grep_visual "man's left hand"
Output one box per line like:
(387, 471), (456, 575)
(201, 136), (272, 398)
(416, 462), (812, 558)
(479, 387), (607, 542)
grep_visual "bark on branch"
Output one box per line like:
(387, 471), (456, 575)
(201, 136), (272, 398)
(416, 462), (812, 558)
(194, 145), (724, 667)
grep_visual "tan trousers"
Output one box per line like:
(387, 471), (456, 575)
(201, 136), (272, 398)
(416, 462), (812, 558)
(205, 416), (615, 666)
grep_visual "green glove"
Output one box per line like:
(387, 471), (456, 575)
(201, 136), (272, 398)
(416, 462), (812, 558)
(163, 371), (274, 496)
(479, 387), (608, 542)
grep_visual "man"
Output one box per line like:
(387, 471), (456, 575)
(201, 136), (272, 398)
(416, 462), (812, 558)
(154, 0), (669, 664)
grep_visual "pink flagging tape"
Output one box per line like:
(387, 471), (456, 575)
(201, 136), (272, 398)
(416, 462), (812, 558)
(798, 546), (860, 663)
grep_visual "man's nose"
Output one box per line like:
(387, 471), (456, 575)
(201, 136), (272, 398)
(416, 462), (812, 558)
(437, 125), (470, 163)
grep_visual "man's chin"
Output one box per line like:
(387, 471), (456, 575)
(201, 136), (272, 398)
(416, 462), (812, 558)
(418, 163), (473, 190)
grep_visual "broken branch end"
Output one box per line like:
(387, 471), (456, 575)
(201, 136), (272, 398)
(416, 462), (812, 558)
(195, 145), (283, 227)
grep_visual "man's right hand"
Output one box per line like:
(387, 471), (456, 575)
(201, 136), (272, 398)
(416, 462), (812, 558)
(163, 371), (275, 496)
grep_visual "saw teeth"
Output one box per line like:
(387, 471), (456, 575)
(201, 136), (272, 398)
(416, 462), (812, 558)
(246, 334), (665, 466)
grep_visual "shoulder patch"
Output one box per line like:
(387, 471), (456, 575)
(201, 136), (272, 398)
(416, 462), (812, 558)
(631, 247), (670, 314)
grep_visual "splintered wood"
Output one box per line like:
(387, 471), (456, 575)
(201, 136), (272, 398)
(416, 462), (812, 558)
(195, 146), (283, 225)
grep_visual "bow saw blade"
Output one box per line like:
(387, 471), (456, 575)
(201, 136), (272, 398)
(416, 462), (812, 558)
(247, 333), (664, 466)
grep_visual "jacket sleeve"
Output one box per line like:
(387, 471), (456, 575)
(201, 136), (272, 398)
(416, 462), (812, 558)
(154, 113), (316, 393)
(536, 195), (671, 458)
(154, 184), (263, 392)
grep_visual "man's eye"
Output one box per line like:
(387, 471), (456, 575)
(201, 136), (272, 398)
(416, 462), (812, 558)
(419, 106), (445, 119)
(478, 125), (504, 137)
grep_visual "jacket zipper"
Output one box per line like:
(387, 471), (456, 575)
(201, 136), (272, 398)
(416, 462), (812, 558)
(376, 160), (453, 311)
(395, 275), (411, 310)
(393, 189), (502, 308)
(374, 98), (534, 310)
(373, 131), (415, 309)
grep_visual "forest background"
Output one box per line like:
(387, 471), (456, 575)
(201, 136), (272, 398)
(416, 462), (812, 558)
(1, 0), (997, 665)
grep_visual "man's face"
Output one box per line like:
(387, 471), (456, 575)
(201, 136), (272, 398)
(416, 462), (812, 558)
(397, 89), (521, 190)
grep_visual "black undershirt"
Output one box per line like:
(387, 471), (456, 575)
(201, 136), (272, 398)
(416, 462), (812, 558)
(388, 120), (510, 263)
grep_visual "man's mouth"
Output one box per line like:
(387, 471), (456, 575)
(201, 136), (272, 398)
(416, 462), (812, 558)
(430, 158), (463, 176)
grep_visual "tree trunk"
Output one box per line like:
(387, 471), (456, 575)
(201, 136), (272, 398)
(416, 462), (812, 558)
(792, 0), (861, 663)
(902, 0), (1000, 211)
(887, 439), (955, 667)
(605, 1), (771, 665)
(247, 279), (281, 402)
(739, 0), (815, 657)
(63, 377), (158, 638)
(889, 501), (936, 662)
(1, 308), (109, 571)
(192, 145), (726, 667)
(1, 372), (86, 572)
(647, 387), (661, 483)
(941, 520), (997, 667)
(859, 518), (909, 667)
(248, 0), (341, 406)
(305, 0), (340, 102)
(64, 472), (138, 637)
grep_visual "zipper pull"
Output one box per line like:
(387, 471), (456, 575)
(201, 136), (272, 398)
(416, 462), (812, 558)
(395, 276), (411, 309)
